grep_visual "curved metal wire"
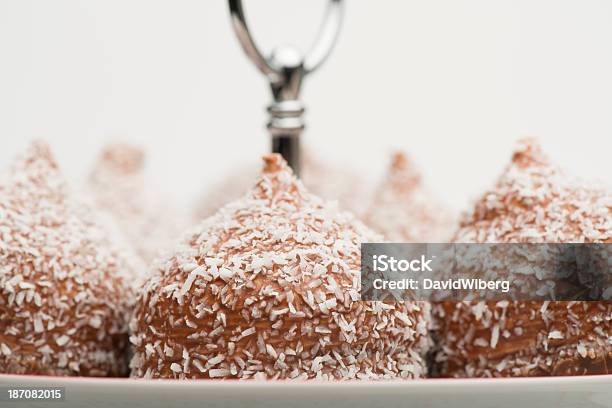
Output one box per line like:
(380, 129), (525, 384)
(227, 0), (344, 175)
(228, 0), (344, 79)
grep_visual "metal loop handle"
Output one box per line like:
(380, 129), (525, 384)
(228, 0), (344, 82)
(228, 0), (344, 176)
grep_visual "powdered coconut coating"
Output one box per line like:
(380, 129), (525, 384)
(0, 141), (134, 376)
(363, 152), (455, 242)
(131, 154), (431, 380)
(434, 139), (611, 377)
(88, 143), (188, 262)
(195, 150), (371, 221)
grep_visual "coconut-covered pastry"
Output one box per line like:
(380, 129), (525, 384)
(434, 139), (611, 377)
(363, 152), (455, 242)
(131, 154), (430, 380)
(194, 150), (370, 221)
(88, 143), (188, 262)
(0, 142), (134, 376)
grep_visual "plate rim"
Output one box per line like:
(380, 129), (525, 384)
(1, 373), (611, 388)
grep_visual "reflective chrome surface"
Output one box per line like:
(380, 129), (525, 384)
(228, 0), (344, 176)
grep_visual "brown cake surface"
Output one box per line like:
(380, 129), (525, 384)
(434, 139), (611, 377)
(364, 152), (455, 242)
(131, 154), (431, 380)
(0, 141), (134, 376)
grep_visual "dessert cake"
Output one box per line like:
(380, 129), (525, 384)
(363, 152), (455, 242)
(0, 141), (134, 376)
(434, 139), (611, 377)
(131, 154), (431, 380)
(88, 143), (188, 262)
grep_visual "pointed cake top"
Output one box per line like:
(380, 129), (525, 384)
(262, 153), (287, 174)
(88, 143), (188, 261)
(387, 151), (422, 194)
(20, 139), (58, 169)
(511, 137), (549, 169)
(364, 151), (454, 242)
(1, 140), (67, 208)
(96, 142), (145, 176)
(455, 138), (610, 243)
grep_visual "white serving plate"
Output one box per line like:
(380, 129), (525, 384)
(0, 374), (610, 408)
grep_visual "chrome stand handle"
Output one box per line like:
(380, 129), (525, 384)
(228, 0), (344, 176)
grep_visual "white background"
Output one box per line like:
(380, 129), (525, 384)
(1, 0), (611, 213)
